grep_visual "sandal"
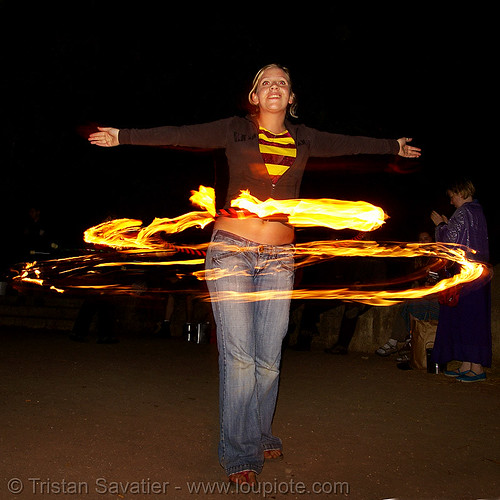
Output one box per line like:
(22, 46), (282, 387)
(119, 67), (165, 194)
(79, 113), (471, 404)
(228, 470), (256, 486)
(444, 369), (470, 378)
(457, 370), (486, 383)
(376, 342), (398, 357)
(396, 353), (410, 363)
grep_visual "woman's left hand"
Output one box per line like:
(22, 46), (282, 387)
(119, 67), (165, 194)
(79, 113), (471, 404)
(431, 210), (448, 226)
(397, 137), (421, 158)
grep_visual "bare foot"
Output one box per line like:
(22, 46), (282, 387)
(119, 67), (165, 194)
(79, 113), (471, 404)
(459, 362), (472, 372)
(228, 470), (256, 485)
(264, 449), (283, 460)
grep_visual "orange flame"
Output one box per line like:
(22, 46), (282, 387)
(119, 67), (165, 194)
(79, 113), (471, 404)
(12, 186), (490, 305)
(83, 215), (214, 251)
(83, 186), (386, 250)
(231, 190), (387, 231)
(199, 240), (489, 306)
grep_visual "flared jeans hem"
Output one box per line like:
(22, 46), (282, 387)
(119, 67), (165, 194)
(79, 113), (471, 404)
(205, 229), (294, 477)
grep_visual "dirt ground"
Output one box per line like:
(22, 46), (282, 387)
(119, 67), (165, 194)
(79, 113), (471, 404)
(1, 328), (499, 500)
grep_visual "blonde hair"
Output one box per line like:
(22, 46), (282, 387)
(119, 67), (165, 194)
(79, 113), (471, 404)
(448, 178), (476, 199)
(247, 64), (298, 118)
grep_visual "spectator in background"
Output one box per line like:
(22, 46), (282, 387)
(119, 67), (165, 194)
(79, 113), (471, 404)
(430, 178), (491, 382)
(21, 206), (58, 258)
(376, 230), (440, 359)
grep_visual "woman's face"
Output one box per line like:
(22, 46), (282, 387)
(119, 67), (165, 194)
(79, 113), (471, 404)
(250, 67), (293, 114)
(418, 231), (433, 243)
(447, 190), (468, 208)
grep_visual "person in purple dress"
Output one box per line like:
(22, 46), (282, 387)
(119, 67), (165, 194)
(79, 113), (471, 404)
(430, 178), (491, 382)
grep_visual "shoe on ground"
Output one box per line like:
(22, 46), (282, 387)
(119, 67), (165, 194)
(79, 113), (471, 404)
(457, 370), (486, 383)
(396, 353), (410, 363)
(376, 341), (398, 357)
(325, 345), (348, 355)
(444, 369), (469, 378)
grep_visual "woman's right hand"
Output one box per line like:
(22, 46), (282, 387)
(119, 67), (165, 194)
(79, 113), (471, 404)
(430, 210), (448, 226)
(88, 126), (120, 147)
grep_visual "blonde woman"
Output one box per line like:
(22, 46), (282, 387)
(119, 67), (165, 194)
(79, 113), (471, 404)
(431, 178), (491, 382)
(90, 63), (420, 484)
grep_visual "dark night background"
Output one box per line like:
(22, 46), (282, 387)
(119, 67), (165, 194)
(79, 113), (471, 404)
(0, 2), (496, 273)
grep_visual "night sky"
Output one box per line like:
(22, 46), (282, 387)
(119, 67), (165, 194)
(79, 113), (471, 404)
(1, 3), (495, 267)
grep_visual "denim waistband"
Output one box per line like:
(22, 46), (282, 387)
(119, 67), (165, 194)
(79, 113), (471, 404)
(211, 229), (295, 254)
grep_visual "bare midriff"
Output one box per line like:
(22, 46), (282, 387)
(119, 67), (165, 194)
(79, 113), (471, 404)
(214, 217), (294, 245)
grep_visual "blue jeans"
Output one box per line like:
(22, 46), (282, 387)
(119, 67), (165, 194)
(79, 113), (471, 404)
(205, 229), (295, 476)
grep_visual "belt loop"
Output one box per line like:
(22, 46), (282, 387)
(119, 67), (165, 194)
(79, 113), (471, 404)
(210, 229), (219, 242)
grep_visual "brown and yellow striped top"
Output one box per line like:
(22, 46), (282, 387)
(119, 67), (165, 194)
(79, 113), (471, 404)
(258, 127), (296, 185)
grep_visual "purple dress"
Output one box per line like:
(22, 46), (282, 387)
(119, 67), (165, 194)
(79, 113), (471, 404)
(431, 201), (492, 367)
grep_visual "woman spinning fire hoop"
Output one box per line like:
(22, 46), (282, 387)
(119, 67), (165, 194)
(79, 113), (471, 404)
(89, 64), (421, 485)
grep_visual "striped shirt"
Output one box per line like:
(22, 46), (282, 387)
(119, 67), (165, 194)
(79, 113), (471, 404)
(258, 127), (296, 186)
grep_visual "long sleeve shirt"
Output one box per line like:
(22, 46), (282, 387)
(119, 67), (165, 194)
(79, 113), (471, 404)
(435, 201), (489, 263)
(118, 115), (400, 208)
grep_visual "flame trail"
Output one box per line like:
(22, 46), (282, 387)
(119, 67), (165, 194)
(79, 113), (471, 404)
(200, 240), (489, 305)
(82, 186), (387, 250)
(230, 190), (387, 231)
(11, 186), (490, 304)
